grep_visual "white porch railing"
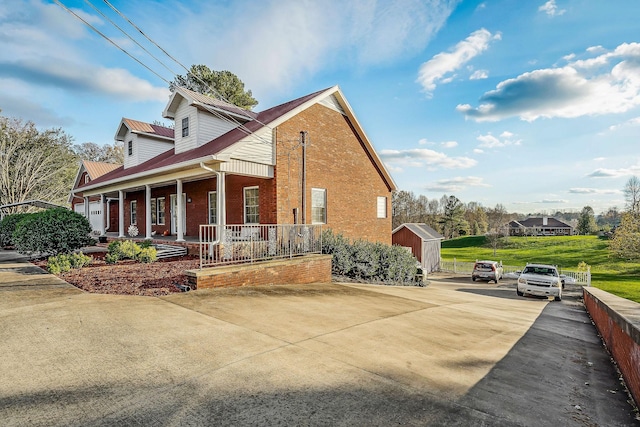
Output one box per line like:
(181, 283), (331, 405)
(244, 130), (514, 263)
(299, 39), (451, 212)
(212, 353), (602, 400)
(439, 258), (591, 286)
(199, 224), (323, 268)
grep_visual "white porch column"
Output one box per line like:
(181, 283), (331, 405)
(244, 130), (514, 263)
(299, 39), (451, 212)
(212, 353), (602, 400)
(99, 194), (106, 236)
(83, 196), (90, 219)
(118, 190), (125, 238)
(145, 185), (152, 240)
(218, 172), (226, 227)
(176, 179), (184, 242)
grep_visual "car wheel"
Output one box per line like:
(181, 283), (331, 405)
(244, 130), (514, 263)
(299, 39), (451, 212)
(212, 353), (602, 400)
(554, 295), (562, 301)
(494, 277), (499, 284)
(516, 288), (524, 296)
(472, 277), (476, 282)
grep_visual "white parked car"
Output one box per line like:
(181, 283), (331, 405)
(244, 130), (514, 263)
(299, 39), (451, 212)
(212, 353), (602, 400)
(471, 260), (504, 283)
(516, 264), (563, 301)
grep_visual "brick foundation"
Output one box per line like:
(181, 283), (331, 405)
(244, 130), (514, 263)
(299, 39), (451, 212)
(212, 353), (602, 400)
(583, 287), (640, 407)
(185, 254), (332, 289)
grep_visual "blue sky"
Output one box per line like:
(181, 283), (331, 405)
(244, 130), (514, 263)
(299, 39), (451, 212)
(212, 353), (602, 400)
(1, 0), (639, 214)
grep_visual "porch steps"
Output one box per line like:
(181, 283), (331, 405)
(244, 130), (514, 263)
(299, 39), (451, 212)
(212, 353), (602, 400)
(155, 244), (188, 259)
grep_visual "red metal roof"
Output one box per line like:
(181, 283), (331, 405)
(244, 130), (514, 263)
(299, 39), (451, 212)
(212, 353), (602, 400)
(83, 87), (330, 188)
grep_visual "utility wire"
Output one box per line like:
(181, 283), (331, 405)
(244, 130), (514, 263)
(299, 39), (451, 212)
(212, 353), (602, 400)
(52, 0), (172, 85)
(56, 0), (274, 146)
(83, 0), (179, 77)
(102, 0), (274, 132)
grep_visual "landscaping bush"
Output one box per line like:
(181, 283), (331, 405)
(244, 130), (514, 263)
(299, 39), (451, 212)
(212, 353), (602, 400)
(46, 254), (72, 274)
(12, 208), (95, 256)
(0, 213), (33, 247)
(321, 229), (417, 285)
(106, 240), (157, 264)
(69, 252), (93, 269)
(138, 247), (157, 263)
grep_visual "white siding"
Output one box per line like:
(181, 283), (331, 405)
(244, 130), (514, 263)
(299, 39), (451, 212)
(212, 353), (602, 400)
(123, 133), (138, 169)
(174, 99), (197, 154)
(319, 94), (346, 115)
(219, 159), (273, 178)
(219, 127), (274, 165)
(137, 135), (173, 165)
(123, 130), (173, 169)
(196, 110), (238, 147)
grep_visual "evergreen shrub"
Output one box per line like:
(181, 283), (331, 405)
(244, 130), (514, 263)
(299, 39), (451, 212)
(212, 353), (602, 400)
(321, 229), (418, 285)
(12, 208), (95, 256)
(0, 213), (33, 247)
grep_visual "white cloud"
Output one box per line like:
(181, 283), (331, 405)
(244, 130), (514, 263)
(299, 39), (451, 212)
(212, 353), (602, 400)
(609, 116), (640, 132)
(425, 176), (489, 192)
(441, 141), (458, 148)
(587, 165), (640, 178)
(476, 131), (521, 148)
(380, 148), (476, 170)
(535, 199), (568, 204)
(175, 0), (461, 97)
(418, 138), (435, 145)
(469, 69), (488, 80)
(539, 0), (566, 17)
(569, 188), (621, 195)
(458, 42), (640, 122)
(416, 28), (501, 96)
(473, 148), (484, 154)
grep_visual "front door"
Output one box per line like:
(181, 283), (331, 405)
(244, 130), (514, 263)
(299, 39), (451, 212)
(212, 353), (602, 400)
(170, 193), (186, 235)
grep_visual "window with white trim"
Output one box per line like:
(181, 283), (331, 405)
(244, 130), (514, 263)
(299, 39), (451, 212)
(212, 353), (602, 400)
(181, 117), (189, 137)
(130, 200), (137, 225)
(150, 198), (157, 225)
(311, 188), (327, 224)
(127, 140), (133, 156)
(208, 191), (217, 224)
(377, 196), (387, 219)
(157, 197), (165, 225)
(244, 187), (259, 224)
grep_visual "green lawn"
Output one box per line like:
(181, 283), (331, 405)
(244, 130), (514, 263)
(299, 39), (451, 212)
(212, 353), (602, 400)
(441, 235), (640, 303)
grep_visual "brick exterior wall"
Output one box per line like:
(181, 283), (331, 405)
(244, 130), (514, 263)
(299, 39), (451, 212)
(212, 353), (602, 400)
(583, 287), (640, 407)
(76, 98), (393, 245)
(185, 254), (332, 289)
(274, 103), (393, 244)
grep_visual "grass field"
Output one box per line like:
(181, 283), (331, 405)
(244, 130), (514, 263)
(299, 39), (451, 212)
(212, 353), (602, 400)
(440, 235), (640, 303)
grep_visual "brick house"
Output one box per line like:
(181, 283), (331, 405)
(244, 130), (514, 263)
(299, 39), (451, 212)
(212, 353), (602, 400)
(71, 86), (396, 246)
(508, 217), (574, 236)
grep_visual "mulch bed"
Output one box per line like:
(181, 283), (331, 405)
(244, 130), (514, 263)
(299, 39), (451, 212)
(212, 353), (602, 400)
(33, 250), (200, 297)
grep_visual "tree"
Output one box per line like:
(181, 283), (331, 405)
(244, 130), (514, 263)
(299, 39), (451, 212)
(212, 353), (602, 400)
(624, 176), (640, 213)
(464, 202), (488, 236)
(439, 195), (469, 239)
(609, 211), (640, 260)
(0, 115), (77, 212)
(73, 141), (123, 164)
(171, 65), (258, 110)
(577, 206), (597, 235)
(486, 204), (508, 256)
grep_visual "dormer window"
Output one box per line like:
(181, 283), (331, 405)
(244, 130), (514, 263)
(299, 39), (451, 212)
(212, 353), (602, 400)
(181, 117), (189, 137)
(127, 140), (133, 156)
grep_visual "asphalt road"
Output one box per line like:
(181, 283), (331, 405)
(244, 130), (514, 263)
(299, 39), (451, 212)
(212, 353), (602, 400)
(0, 250), (638, 426)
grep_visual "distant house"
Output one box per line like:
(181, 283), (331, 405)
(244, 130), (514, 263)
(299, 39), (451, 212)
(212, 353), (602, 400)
(71, 85), (397, 245)
(392, 223), (444, 273)
(508, 217), (573, 236)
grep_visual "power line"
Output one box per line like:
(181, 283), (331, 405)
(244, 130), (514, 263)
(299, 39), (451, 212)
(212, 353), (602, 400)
(83, 0), (179, 77)
(52, 0), (172, 85)
(56, 0), (274, 146)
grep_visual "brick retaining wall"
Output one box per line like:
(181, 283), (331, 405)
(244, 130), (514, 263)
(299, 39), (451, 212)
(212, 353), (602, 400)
(583, 287), (640, 407)
(185, 254), (332, 289)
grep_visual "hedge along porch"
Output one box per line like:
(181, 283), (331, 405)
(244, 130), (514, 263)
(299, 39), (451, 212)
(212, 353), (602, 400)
(71, 86), (397, 272)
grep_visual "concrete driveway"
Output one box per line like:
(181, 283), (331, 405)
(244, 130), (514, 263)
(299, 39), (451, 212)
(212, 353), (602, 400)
(1, 250), (637, 426)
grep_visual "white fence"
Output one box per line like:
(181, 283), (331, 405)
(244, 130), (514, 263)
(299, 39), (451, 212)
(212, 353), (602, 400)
(199, 224), (323, 268)
(439, 258), (591, 286)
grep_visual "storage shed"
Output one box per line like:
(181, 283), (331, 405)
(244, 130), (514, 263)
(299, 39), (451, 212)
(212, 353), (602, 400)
(392, 223), (444, 273)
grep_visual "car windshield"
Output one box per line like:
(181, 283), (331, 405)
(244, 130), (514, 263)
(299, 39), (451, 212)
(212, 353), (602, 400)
(522, 266), (558, 277)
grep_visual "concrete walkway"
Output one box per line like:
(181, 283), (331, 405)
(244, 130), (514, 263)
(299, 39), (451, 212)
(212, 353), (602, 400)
(0, 250), (637, 426)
